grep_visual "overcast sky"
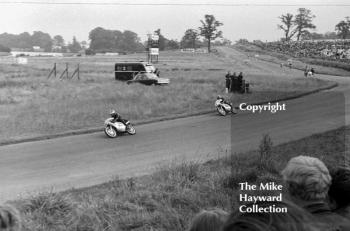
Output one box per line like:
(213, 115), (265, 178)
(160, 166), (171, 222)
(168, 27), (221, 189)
(0, 0), (349, 43)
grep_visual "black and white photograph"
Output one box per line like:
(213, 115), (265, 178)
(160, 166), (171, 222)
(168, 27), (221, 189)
(0, 0), (349, 230)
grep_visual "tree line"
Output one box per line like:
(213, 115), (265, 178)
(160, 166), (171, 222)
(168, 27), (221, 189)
(278, 8), (350, 41)
(88, 14), (225, 53)
(0, 31), (84, 53)
(0, 14), (225, 54)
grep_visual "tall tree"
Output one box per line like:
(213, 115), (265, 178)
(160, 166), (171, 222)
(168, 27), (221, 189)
(120, 30), (143, 52)
(112, 30), (123, 50)
(166, 39), (180, 49)
(181, 29), (199, 49)
(335, 17), (350, 39)
(68, 36), (82, 53)
(278, 13), (296, 41)
(17, 32), (32, 48)
(293, 8), (316, 41)
(89, 27), (118, 51)
(31, 31), (53, 51)
(199, 14), (223, 52)
(88, 27), (143, 52)
(53, 35), (65, 47)
(154, 29), (167, 51)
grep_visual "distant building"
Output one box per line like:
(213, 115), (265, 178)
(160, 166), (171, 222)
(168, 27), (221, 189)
(32, 46), (45, 52)
(52, 45), (63, 52)
(105, 52), (119, 56)
(10, 51), (63, 57)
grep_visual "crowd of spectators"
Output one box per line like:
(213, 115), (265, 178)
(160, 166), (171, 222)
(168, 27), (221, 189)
(255, 39), (350, 62)
(187, 155), (350, 231)
(225, 71), (248, 93)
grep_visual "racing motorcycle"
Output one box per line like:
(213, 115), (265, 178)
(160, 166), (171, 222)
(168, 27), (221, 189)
(104, 117), (136, 138)
(215, 99), (237, 116)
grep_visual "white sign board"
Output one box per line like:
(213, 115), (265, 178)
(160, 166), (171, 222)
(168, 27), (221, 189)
(151, 34), (159, 41)
(149, 48), (159, 55)
(16, 57), (28, 64)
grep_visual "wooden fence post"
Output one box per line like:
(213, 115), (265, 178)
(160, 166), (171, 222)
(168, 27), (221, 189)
(47, 63), (56, 79)
(77, 63), (80, 80)
(66, 63), (68, 79)
(70, 63), (80, 80)
(59, 63), (68, 79)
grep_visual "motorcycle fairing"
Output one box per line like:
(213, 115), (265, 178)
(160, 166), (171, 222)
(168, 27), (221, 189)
(104, 118), (127, 132)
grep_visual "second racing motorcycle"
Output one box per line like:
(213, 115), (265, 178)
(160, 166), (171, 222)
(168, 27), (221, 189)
(104, 117), (136, 138)
(215, 98), (237, 116)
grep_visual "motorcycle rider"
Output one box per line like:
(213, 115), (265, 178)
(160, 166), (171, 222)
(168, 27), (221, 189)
(217, 95), (236, 113)
(110, 109), (129, 127)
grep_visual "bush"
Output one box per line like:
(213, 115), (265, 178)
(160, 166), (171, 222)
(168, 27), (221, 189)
(259, 134), (273, 171)
(0, 44), (11, 52)
(21, 192), (75, 230)
(85, 48), (95, 55)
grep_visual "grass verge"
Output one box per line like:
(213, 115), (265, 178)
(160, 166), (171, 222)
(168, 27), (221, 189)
(9, 126), (349, 231)
(0, 49), (335, 142)
(0, 81), (338, 147)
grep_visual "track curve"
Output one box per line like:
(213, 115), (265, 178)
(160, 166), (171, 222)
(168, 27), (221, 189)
(0, 61), (349, 202)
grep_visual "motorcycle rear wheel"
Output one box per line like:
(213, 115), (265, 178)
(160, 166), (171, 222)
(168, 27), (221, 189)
(217, 106), (227, 116)
(105, 125), (118, 138)
(127, 125), (136, 135)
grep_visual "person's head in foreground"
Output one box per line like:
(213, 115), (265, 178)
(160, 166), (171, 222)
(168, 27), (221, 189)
(0, 204), (21, 231)
(281, 156), (350, 230)
(223, 201), (320, 231)
(188, 208), (228, 231)
(329, 167), (350, 216)
(281, 155), (331, 203)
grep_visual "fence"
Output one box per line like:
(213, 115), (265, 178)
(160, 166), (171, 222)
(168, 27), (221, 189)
(47, 63), (80, 80)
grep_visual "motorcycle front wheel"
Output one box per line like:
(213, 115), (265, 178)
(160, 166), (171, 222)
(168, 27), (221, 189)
(217, 106), (227, 116)
(127, 125), (136, 135)
(104, 125), (118, 138)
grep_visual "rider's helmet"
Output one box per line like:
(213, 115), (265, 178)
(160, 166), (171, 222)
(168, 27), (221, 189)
(110, 109), (119, 118)
(217, 95), (223, 100)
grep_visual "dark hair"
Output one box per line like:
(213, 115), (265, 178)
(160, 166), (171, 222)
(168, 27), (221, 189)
(223, 201), (319, 231)
(188, 208), (228, 231)
(329, 167), (350, 209)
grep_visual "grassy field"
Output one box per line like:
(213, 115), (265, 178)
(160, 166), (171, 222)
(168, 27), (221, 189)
(234, 43), (350, 76)
(9, 126), (349, 231)
(0, 48), (334, 141)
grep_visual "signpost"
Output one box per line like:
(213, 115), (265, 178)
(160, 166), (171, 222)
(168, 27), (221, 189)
(147, 33), (159, 63)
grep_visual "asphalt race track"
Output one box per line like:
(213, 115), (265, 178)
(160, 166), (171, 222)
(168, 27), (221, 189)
(0, 73), (349, 202)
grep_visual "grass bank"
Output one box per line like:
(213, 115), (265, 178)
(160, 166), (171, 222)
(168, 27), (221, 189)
(299, 57), (350, 72)
(10, 126), (349, 231)
(0, 49), (334, 141)
(234, 44), (350, 76)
